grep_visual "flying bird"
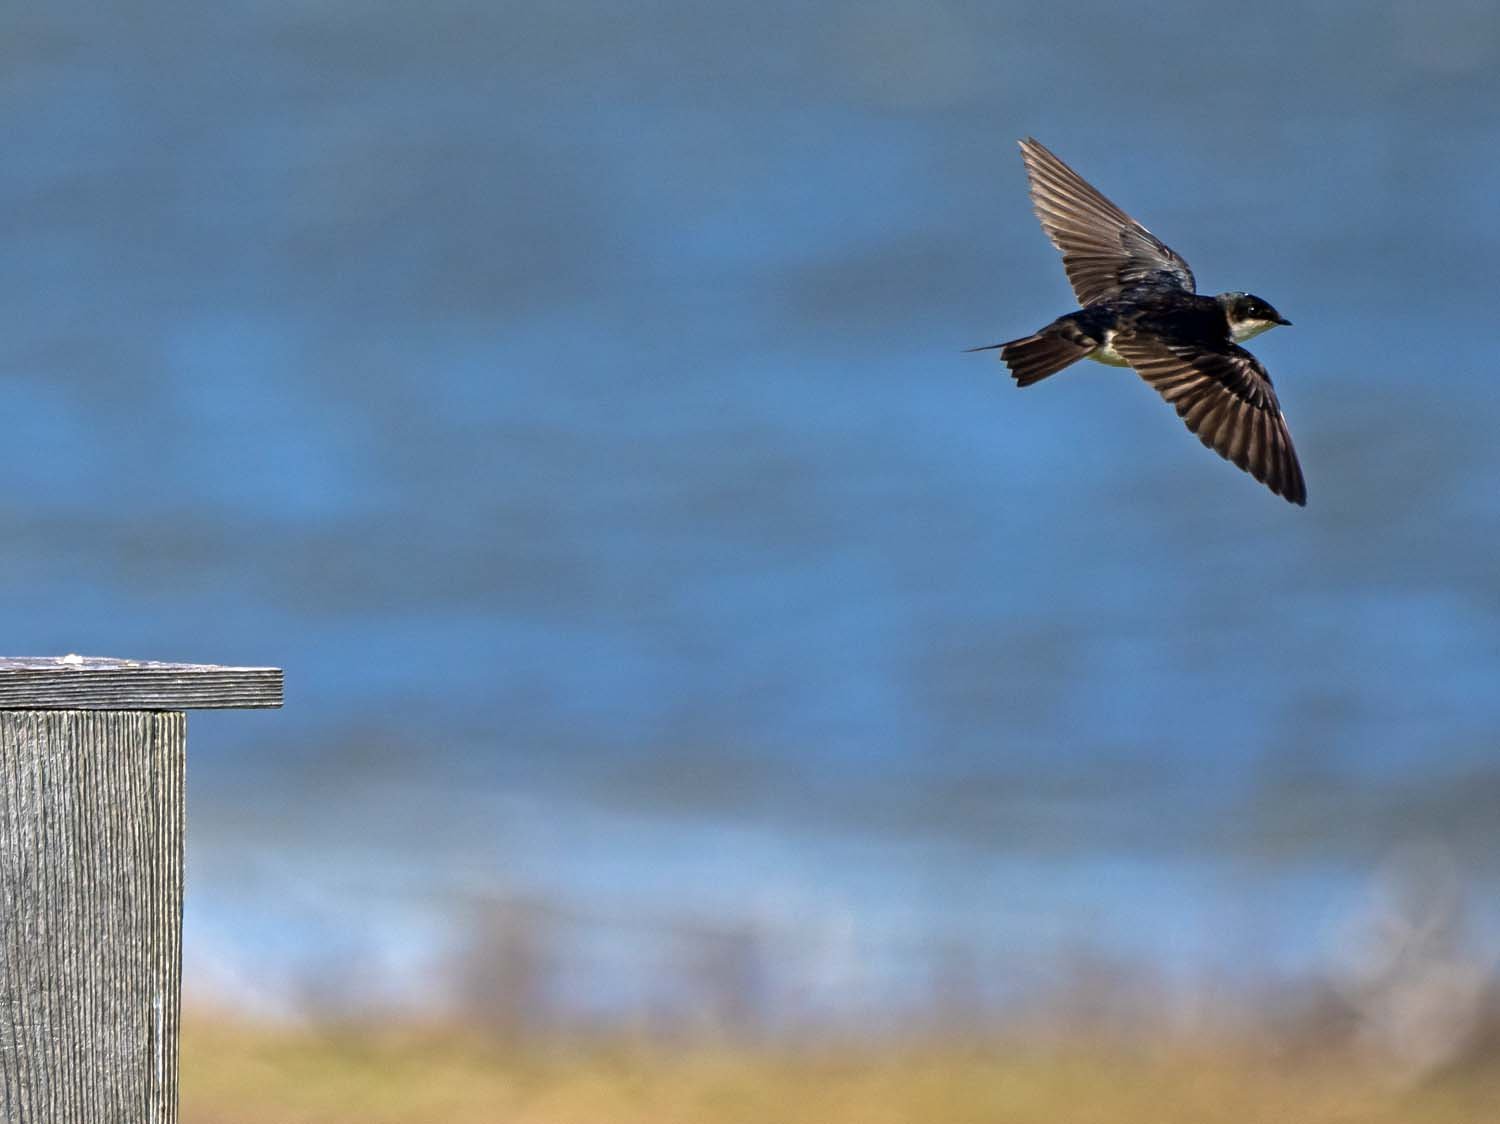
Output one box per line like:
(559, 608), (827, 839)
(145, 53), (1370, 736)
(974, 138), (1306, 505)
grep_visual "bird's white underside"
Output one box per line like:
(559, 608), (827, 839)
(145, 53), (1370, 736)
(1088, 331), (1130, 367)
(1087, 319), (1278, 368)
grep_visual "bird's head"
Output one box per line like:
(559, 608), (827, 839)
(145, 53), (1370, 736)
(1217, 291), (1292, 343)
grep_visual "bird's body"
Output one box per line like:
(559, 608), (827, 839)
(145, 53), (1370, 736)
(977, 138), (1307, 505)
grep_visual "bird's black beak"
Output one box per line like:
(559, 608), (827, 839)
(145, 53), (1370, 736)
(1274, 316), (1292, 326)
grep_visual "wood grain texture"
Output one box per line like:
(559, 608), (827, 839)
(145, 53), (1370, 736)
(0, 711), (184, 1123)
(0, 658), (281, 711)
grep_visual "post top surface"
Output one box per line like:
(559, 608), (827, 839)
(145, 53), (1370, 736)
(0, 656), (283, 710)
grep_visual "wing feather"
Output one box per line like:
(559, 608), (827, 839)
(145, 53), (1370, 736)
(1019, 138), (1197, 306)
(1112, 334), (1308, 506)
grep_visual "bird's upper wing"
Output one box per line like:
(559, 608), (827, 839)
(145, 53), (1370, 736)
(1111, 333), (1307, 506)
(1019, 138), (1196, 306)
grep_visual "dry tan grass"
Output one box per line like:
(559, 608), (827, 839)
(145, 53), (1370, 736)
(180, 1016), (1500, 1124)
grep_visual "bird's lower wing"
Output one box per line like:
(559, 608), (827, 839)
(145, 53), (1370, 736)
(1112, 334), (1307, 506)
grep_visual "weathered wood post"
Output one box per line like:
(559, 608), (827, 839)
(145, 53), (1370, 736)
(0, 656), (282, 1123)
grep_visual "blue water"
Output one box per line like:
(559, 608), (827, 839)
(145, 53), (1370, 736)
(3, 0), (1499, 1020)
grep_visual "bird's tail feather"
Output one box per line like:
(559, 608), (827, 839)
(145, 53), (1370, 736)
(977, 332), (1091, 387)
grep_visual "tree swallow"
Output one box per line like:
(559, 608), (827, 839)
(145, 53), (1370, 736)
(974, 138), (1306, 505)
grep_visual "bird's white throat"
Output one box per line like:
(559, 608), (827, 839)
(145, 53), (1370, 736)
(1230, 318), (1277, 343)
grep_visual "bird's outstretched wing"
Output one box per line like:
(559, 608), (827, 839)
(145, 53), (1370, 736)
(1112, 334), (1307, 506)
(1019, 138), (1196, 306)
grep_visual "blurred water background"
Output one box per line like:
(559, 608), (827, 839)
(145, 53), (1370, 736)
(3, 0), (1500, 1075)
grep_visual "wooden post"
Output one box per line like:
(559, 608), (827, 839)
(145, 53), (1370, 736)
(0, 657), (281, 1123)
